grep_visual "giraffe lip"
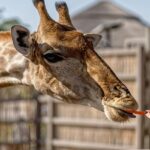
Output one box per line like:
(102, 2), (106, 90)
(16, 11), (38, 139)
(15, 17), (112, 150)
(118, 108), (136, 118)
(106, 104), (136, 118)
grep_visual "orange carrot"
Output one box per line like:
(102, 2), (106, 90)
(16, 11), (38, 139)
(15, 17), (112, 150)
(125, 109), (150, 119)
(125, 109), (146, 116)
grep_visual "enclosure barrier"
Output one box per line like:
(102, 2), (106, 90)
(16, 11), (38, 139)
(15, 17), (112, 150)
(40, 48), (147, 150)
(0, 47), (148, 150)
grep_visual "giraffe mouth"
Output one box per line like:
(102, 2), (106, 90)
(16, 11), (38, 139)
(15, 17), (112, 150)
(106, 105), (136, 118)
(116, 108), (136, 118)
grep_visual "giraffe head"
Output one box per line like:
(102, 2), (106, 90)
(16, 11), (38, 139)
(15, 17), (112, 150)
(11, 0), (138, 122)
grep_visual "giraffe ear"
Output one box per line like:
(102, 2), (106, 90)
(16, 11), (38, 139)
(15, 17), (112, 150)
(84, 34), (102, 47)
(11, 25), (31, 56)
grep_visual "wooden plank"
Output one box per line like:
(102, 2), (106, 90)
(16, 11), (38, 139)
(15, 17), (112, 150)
(37, 95), (53, 150)
(0, 141), (36, 145)
(117, 74), (136, 81)
(46, 96), (54, 150)
(145, 27), (150, 52)
(35, 100), (42, 150)
(97, 49), (137, 57)
(0, 99), (37, 103)
(52, 140), (134, 150)
(38, 95), (53, 103)
(135, 48), (145, 149)
(0, 119), (37, 124)
(51, 118), (136, 129)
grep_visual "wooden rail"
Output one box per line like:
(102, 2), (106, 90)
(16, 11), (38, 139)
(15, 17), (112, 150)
(52, 140), (134, 150)
(98, 49), (138, 56)
(0, 48), (146, 150)
(117, 74), (136, 81)
(41, 118), (136, 129)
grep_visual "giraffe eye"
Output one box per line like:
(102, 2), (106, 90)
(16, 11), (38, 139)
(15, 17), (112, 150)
(43, 52), (64, 63)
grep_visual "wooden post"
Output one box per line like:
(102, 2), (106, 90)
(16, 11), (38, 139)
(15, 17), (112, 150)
(39, 95), (54, 150)
(46, 96), (54, 150)
(36, 100), (42, 150)
(135, 48), (145, 149)
(145, 27), (150, 53)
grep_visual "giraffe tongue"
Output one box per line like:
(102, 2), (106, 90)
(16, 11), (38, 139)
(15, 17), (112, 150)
(120, 109), (136, 118)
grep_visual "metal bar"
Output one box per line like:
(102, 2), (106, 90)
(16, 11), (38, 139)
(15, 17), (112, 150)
(52, 140), (134, 150)
(135, 48), (145, 149)
(52, 118), (136, 129)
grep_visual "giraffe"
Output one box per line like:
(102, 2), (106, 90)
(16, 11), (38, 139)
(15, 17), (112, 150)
(0, 0), (138, 122)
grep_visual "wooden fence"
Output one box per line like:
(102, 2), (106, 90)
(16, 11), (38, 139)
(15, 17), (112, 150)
(0, 47), (148, 150)
(39, 48), (147, 150)
(0, 99), (37, 150)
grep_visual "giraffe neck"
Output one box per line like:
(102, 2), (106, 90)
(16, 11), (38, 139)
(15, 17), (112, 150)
(0, 31), (31, 87)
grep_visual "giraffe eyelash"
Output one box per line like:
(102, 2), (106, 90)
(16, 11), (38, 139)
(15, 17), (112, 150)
(43, 51), (64, 63)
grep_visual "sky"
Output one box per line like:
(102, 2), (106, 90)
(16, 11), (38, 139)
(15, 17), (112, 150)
(0, 0), (150, 31)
